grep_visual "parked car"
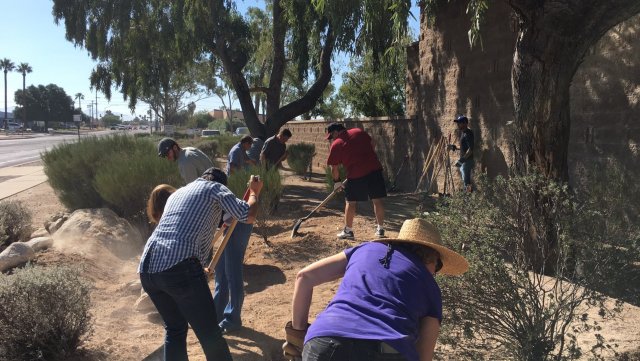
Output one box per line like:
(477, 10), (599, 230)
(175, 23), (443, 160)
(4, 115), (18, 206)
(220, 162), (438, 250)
(234, 127), (250, 136)
(6, 122), (23, 132)
(201, 129), (221, 138)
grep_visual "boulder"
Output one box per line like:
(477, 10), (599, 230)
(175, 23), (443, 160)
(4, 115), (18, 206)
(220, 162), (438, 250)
(30, 228), (49, 238)
(0, 242), (35, 272)
(134, 292), (157, 314)
(119, 279), (142, 295)
(45, 212), (69, 234)
(24, 236), (54, 252)
(52, 208), (142, 259)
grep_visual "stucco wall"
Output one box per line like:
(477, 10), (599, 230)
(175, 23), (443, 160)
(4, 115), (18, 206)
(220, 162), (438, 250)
(406, 1), (640, 188)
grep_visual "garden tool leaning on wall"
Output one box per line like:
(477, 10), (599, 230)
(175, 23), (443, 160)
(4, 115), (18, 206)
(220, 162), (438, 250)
(291, 180), (347, 238)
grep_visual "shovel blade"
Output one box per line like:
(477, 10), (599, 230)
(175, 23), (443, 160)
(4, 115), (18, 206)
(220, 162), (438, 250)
(291, 219), (304, 238)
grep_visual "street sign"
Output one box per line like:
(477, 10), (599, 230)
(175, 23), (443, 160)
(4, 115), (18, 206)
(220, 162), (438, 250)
(164, 125), (175, 136)
(73, 115), (82, 123)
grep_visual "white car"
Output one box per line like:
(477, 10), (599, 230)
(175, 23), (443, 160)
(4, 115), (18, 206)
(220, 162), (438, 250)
(201, 129), (221, 137)
(6, 122), (22, 132)
(234, 127), (250, 136)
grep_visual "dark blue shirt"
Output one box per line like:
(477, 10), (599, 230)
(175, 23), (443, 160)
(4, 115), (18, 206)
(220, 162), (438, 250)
(460, 128), (474, 160)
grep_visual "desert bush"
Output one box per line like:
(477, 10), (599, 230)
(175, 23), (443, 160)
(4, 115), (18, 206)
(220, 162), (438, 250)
(227, 165), (283, 242)
(287, 143), (316, 176)
(94, 145), (183, 221)
(324, 165), (347, 192)
(43, 134), (182, 221)
(189, 138), (219, 160)
(0, 265), (92, 361)
(429, 173), (633, 360)
(0, 200), (32, 250)
(216, 135), (240, 157)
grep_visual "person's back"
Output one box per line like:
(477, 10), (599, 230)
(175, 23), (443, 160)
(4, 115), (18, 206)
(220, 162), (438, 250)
(178, 147), (214, 184)
(305, 242), (441, 361)
(331, 128), (382, 179)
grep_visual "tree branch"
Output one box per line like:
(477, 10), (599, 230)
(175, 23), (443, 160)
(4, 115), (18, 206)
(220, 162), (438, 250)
(267, 0), (286, 117)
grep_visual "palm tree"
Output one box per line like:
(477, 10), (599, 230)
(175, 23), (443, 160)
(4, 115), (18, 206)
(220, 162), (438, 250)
(0, 58), (16, 130)
(75, 92), (84, 114)
(17, 62), (32, 125)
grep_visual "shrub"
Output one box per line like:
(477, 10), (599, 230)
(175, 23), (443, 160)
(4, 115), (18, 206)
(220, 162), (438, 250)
(215, 135), (240, 157)
(0, 265), (93, 361)
(43, 134), (182, 221)
(94, 144), (183, 221)
(430, 173), (634, 360)
(227, 165), (283, 242)
(0, 201), (32, 250)
(287, 143), (316, 176)
(324, 165), (347, 192)
(188, 138), (219, 160)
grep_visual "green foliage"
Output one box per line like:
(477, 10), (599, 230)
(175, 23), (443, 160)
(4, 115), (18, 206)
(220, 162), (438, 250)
(187, 138), (220, 160)
(338, 49), (406, 117)
(0, 201), (32, 250)
(101, 112), (121, 127)
(324, 165), (347, 192)
(430, 173), (634, 360)
(188, 111), (214, 129)
(216, 135), (241, 157)
(0, 265), (92, 361)
(42, 134), (182, 220)
(287, 143), (316, 176)
(227, 165), (283, 219)
(94, 144), (183, 220)
(14, 84), (74, 130)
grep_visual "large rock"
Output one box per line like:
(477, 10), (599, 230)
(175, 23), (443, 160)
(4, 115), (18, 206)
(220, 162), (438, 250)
(30, 228), (49, 238)
(45, 212), (69, 234)
(0, 242), (35, 272)
(52, 208), (142, 260)
(134, 292), (157, 314)
(24, 236), (54, 252)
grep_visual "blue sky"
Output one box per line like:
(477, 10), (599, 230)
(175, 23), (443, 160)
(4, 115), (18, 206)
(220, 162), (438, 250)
(1, 1), (419, 121)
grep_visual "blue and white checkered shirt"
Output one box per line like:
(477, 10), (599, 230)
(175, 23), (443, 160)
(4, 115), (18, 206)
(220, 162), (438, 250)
(138, 178), (250, 273)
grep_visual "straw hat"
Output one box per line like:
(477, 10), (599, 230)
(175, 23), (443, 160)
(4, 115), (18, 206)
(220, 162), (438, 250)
(373, 218), (469, 276)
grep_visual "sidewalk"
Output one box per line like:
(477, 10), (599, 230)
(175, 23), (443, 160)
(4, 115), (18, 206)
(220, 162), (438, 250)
(0, 164), (47, 200)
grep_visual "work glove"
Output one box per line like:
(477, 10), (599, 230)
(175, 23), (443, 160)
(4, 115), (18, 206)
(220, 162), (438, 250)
(333, 181), (344, 192)
(282, 321), (308, 361)
(447, 144), (457, 151)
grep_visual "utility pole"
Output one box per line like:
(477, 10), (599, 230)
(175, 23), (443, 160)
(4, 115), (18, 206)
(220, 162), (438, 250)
(95, 90), (98, 129)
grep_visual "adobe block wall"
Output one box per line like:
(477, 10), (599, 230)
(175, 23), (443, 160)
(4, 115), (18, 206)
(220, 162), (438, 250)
(285, 117), (426, 192)
(406, 1), (640, 190)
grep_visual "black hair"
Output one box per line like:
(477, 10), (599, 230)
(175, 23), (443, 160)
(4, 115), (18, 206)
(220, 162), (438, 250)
(280, 128), (292, 138)
(240, 135), (254, 145)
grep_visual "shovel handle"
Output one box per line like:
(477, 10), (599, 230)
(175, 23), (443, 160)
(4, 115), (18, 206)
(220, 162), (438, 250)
(303, 180), (347, 220)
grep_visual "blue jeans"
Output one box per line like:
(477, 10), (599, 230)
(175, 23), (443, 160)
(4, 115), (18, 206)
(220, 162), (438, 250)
(213, 222), (253, 330)
(303, 337), (407, 361)
(140, 258), (232, 361)
(459, 159), (474, 188)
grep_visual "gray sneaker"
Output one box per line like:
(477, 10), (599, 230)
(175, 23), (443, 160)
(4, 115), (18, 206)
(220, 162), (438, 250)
(337, 228), (355, 240)
(374, 228), (386, 238)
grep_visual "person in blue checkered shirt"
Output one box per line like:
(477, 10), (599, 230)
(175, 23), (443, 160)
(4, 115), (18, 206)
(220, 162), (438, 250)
(138, 167), (263, 360)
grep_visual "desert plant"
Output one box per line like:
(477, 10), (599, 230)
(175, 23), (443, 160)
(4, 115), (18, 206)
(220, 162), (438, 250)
(324, 165), (347, 192)
(94, 145), (183, 221)
(0, 265), (93, 361)
(287, 142), (316, 176)
(43, 134), (182, 221)
(227, 165), (283, 243)
(0, 200), (32, 250)
(188, 138), (219, 160)
(215, 134), (240, 157)
(430, 173), (633, 360)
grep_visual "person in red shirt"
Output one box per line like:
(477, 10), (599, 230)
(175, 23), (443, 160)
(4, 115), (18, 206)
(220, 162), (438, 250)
(326, 123), (387, 239)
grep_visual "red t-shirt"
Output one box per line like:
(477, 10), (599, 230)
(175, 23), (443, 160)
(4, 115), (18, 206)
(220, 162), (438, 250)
(327, 128), (382, 179)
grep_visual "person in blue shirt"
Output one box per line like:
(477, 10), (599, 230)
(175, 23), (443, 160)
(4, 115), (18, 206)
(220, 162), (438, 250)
(139, 167), (262, 361)
(227, 135), (256, 175)
(283, 218), (469, 361)
(448, 115), (474, 192)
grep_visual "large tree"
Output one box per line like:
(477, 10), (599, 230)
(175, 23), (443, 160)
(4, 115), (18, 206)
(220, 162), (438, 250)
(51, 0), (411, 138)
(0, 58), (15, 129)
(424, 0), (640, 181)
(14, 84), (74, 131)
(17, 63), (33, 123)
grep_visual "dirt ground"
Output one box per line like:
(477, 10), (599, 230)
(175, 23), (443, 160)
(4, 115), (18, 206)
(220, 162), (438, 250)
(6, 170), (640, 360)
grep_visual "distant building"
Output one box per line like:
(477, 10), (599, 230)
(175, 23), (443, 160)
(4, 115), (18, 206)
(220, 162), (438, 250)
(208, 109), (266, 122)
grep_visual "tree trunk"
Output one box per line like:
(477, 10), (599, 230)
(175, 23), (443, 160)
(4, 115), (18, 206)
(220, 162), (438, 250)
(510, 0), (640, 182)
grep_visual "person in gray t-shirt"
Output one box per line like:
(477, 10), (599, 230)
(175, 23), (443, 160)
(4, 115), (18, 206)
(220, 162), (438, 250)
(158, 137), (214, 184)
(247, 137), (265, 165)
(260, 128), (292, 169)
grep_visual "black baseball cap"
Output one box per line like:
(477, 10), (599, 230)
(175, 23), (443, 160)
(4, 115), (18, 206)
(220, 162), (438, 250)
(200, 167), (228, 185)
(325, 123), (346, 139)
(158, 138), (177, 157)
(454, 115), (469, 123)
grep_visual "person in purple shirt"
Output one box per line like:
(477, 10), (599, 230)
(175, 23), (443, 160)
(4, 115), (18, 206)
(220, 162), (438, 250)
(283, 218), (469, 361)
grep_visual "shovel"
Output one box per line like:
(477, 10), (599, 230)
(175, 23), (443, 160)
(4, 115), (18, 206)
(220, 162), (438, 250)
(291, 180), (347, 238)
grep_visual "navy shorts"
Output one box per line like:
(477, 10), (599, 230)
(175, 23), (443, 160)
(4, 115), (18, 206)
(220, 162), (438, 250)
(345, 169), (387, 202)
